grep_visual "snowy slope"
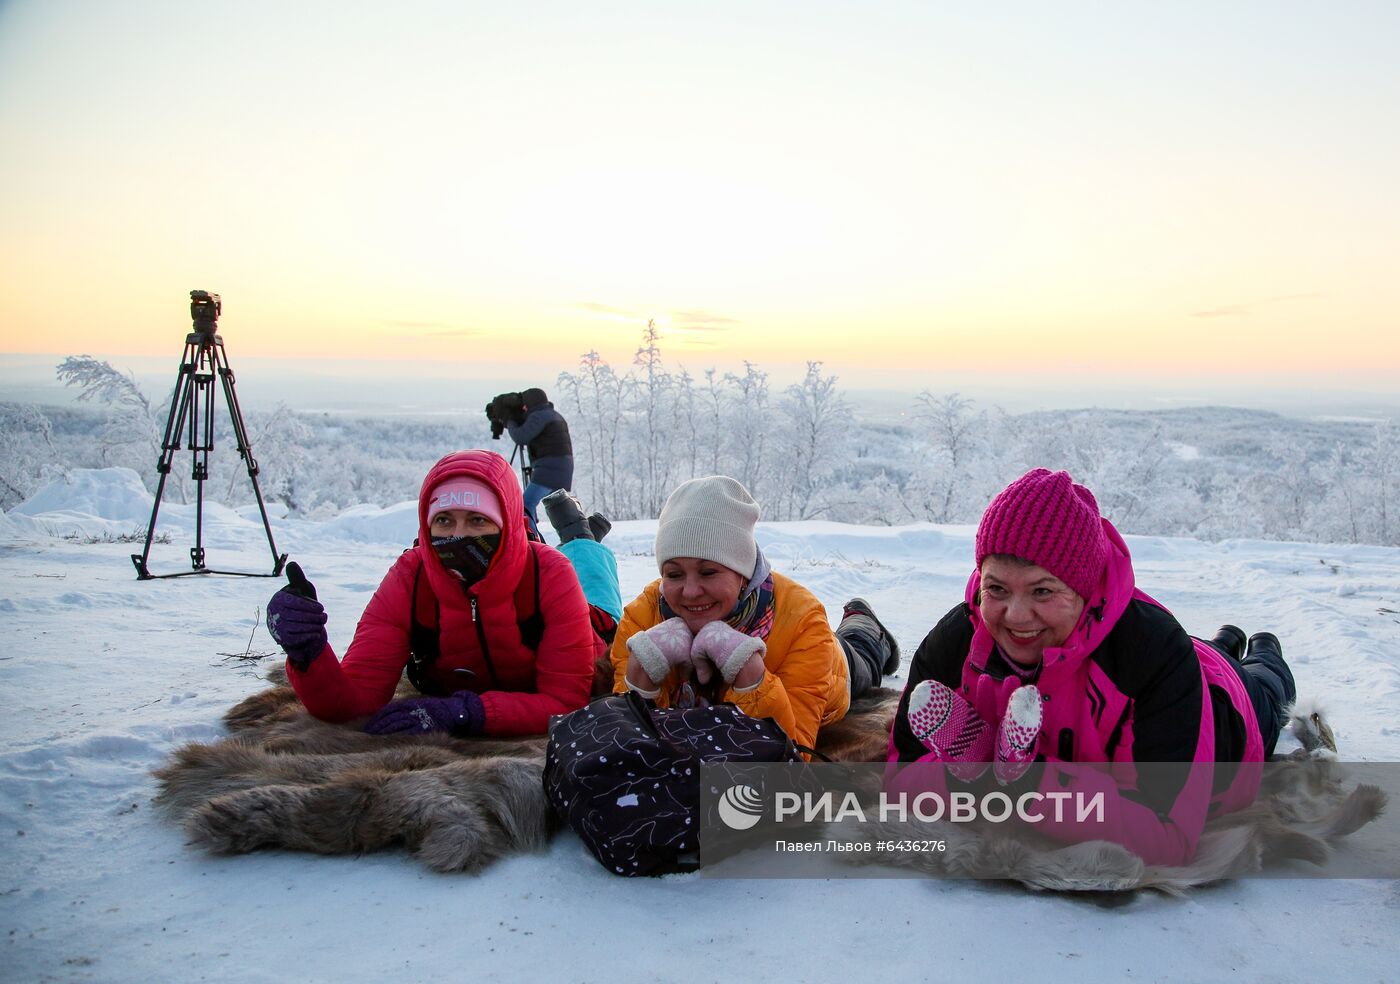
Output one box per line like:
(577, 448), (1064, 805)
(2, 469), (1398, 983)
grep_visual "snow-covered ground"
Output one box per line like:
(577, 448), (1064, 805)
(3, 469), (1398, 983)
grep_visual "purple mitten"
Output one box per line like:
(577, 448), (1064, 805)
(625, 617), (695, 686)
(691, 621), (766, 686)
(266, 564), (328, 671)
(906, 679), (993, 781)
(994, 685), (1043, 785)
(362, 691), (485, 737)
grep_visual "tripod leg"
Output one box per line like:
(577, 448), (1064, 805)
(215, 339), (287, 575)
(132, 340), (198, 579)
(187, 341), (218, 571)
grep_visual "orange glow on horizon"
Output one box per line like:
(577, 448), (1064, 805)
(1, 3), (1397, 396)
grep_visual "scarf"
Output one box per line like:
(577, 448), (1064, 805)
(432, 533), (500, 586)
(658, 548), (776, 641)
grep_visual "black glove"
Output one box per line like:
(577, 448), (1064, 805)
(362, 691), (486, 736)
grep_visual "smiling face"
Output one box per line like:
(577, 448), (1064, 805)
(429, 509), (501, 540)
(977, 554), (1087, 668)
(660, 557), (747, 634)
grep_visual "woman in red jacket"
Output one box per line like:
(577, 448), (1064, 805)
(265, 449), (596, 738)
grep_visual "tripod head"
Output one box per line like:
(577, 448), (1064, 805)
(190, 290), (221, 336)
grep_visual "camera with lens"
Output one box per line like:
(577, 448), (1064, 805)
(190, 290), (221, 335)
(485, 391), (525, 440)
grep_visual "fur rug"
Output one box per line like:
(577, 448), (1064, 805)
(154, 672), (1384, 892)
(153, 668), (901, 874)
(827, 750), (1386, 894)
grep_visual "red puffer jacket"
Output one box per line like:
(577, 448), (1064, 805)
(288, 449), (595, 736)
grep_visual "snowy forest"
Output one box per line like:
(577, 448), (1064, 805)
(3, 323), (1398, 547)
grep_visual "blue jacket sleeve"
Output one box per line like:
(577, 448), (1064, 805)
(558, 538), (622, 621)
(506, 407), (557, 444)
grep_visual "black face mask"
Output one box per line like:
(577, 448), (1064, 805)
(432, 533), (501, 584)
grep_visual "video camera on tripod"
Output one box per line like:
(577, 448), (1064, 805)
(484, 391), (532, 484)
(190, 290), (221, 335)
(484, 391), (526, 440)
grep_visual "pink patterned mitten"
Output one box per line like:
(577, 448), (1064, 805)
(625, 617), (695, 686)
(994, 685), (1043, 785)
(906, 679), (992, 781)
(691, 620), (766, 685)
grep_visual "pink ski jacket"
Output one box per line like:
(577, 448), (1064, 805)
(888, 518), (1264, 865)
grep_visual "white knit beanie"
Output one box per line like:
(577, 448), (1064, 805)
(654, 476), (760, 576)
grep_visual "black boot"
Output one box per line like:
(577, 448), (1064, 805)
(542, 489), (593, 544)
(1243, 631), (1297, 757)
(1211, 624), (1247, 662)
(842, 598), (900, 676)
(587, 512), (611, 543)
(1245, 631), (1283, 662)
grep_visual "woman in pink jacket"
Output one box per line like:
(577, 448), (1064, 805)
(888, 468), (1296, 865)
(264, 449), (597, 738)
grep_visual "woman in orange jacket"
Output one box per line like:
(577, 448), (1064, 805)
(610, 475), (899, 750)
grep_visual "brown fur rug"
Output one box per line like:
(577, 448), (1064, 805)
(154, 671), (1384, 892)
(153, 668), (900, 874)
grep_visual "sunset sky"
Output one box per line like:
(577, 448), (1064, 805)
(1, 1), (1396, 403)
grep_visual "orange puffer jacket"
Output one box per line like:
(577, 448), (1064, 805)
(610, 572), (849, 750)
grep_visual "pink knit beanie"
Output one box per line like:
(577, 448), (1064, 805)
(427, 477), (504, 528)
(974, 468), (1108, 600)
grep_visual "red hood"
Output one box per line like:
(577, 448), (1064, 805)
(416, 449), (526, 609)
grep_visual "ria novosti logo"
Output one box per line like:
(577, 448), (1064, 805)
(716, 783), (765, 830)
(714, 778), (1108, 830)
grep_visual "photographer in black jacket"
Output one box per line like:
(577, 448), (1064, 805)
(494, 388), (573, 532)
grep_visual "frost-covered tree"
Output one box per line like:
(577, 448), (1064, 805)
(54, 356), (182, 500)
(724, 361), (770, 498)
(909, 392), (994, 523)
(773, 362), (854, 520)
(672, 366), (701, 484)
(221, 404), (314, 512)
(1087, 423), (1176, 533)
(700, 369), (729, 475)
(55, 356), (160, 466)
(1252, 437), (1323, 540)
(629, 320), (675, 518)
(1323, 421), (1400, 547)
(1372, 422), (1398, 545)
(556, 351), (624, 516)
(0, 404), (60, 508)
(1314, 444), (1371, 544)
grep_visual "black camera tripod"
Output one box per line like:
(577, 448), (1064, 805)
(131, 290), (288, 580)
(509, 441), (533, 489)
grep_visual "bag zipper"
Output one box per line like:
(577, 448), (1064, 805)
(624, 690), (665, 739)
